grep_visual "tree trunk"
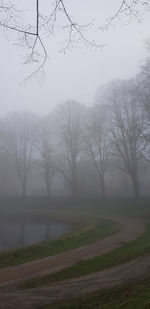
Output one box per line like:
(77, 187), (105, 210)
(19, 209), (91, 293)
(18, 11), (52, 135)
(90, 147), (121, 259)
(22, 180), (27, 197)
(70, 163), (78, 196)
(46, 178), (51, 197)
(101, 174), (106, 199)
(131, 173), (140, 199)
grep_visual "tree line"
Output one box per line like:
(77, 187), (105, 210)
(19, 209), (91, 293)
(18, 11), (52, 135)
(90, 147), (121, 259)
(0, 49), (150, 198)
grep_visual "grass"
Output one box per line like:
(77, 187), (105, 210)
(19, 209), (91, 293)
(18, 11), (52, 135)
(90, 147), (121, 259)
(0, 217), (120, 269)
(21, 223), (150, 289)
(43, 279), (150, 308)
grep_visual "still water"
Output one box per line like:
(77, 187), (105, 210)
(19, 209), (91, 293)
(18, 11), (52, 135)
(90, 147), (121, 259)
(0, 217), (71, 251)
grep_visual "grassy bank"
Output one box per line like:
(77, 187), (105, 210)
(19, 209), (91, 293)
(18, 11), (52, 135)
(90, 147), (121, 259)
(44, 279), (150, 309)
(0, 218), (120, 269)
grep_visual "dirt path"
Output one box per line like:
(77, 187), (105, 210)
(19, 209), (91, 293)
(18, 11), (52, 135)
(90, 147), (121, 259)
(0, 217), (145, 285)
(1, 253), (150, 309)
(0, 217), (146, 309)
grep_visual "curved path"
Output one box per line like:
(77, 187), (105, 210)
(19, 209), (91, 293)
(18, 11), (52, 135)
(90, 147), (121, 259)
(0, 217), (146, 309)
(1, 254), (150, 309)
(0, 217), (144, 285)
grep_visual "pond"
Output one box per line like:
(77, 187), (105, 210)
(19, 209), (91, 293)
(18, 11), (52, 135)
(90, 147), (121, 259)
(0, 215), (71, 251)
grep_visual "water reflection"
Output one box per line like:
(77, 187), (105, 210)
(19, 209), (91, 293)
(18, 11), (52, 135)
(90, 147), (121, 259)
(0, 222), (71, 251)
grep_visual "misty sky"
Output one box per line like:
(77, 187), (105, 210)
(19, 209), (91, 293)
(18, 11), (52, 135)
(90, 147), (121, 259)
(0, 0), (150, 116)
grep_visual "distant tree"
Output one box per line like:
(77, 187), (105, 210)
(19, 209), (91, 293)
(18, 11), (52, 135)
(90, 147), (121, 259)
(56, 100), (85, 196)
(137, 40), (150, 163)
(36, 115), (56, 196)
(106, 80), (144, 198)
(84, 104), (109, 198)
(138, 41), (150, 117)
(3, 112), (37, 196)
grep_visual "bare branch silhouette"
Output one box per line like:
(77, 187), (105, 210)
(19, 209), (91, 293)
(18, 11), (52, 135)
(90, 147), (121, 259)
(99, 0), (148, 30)
(0, 0), (149, 81)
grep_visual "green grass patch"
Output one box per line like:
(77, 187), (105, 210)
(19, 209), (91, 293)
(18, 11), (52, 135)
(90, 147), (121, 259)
(43, 279), (150, 308)
(0, 218), (120, 269)
(22, 223), (150, 289)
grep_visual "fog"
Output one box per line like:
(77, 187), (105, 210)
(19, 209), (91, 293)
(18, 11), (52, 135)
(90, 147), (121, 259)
(0, 1), (150, 198)
(1, 3), (150, 304)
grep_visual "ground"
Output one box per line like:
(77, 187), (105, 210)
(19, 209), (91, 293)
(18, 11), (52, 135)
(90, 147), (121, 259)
(0, 197), (150, 308)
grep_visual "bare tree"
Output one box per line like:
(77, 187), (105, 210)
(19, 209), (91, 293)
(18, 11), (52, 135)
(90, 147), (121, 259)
(56, 100), (84, 196)
(106, 79), (144, 198)
(138, 41), (150, 117)
(3, 112), (37, 196)
(84, 104), (109, 198)
(137, 40), (150, 163)
(36, 115), (56, 196)
(0, 1), (149, 80)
